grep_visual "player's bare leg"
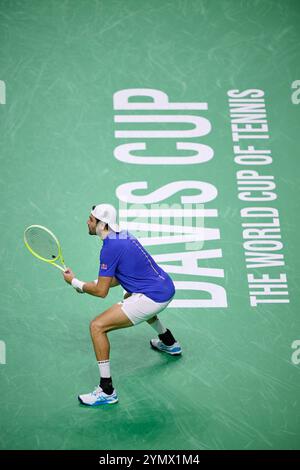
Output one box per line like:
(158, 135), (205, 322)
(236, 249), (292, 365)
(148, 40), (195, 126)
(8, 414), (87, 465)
(147, 315), (158, 325)
(90, 303), (133, 361)
(78, 303), (133, 406)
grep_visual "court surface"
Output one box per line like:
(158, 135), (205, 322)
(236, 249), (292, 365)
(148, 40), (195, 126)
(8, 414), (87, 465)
(0, 0), (300, 450)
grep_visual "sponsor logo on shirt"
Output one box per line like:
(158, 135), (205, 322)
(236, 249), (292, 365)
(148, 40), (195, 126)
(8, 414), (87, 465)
(101, 263), (108, 270)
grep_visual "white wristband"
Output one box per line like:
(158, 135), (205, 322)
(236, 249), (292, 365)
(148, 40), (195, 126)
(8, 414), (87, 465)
(71, 278), (85, 292)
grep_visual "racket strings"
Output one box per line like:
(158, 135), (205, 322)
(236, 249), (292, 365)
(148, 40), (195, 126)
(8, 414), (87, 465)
(25, 227), (59, 261)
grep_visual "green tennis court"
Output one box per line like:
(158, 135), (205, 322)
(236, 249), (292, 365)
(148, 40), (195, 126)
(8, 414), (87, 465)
(0, 0), (300, 450)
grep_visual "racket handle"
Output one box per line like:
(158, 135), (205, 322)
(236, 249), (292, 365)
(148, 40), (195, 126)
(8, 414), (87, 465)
(53, 263), (66, 272)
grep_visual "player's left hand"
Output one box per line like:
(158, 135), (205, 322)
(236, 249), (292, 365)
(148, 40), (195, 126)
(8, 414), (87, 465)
(63, 268), (75, 284)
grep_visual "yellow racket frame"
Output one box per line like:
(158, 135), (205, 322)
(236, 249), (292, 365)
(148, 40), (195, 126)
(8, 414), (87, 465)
(24, 224), (66, 272)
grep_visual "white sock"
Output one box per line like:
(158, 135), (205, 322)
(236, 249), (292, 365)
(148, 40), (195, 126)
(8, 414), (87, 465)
(98, 360), (111, 379)
(150, 318), (167, 335)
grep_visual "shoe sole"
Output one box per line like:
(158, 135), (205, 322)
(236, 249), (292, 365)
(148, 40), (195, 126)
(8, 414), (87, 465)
(78, 396), (118, 406)
(150, 340), (182, 356)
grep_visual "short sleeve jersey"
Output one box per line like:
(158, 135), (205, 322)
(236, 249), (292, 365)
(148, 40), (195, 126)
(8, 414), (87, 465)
(98, 230), (175, 302)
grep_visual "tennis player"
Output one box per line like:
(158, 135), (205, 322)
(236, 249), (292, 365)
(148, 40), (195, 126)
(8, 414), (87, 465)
(63, 204), (181, 406)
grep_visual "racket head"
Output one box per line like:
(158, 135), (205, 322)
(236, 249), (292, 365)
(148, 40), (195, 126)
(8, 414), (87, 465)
(24, 224), (66, 270)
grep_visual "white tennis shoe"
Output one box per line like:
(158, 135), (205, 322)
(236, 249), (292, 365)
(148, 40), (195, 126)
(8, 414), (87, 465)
(78, 386), (118, 406)
(150, 338), (182, 356)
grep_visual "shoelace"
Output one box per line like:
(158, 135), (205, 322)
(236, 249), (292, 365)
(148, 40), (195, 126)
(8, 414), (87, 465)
(92, 386), (116, 397)
(92, 386), (102, 396)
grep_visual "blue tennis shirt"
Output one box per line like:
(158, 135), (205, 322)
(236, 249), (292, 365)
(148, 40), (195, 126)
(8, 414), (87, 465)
(98, 230), (175, 302)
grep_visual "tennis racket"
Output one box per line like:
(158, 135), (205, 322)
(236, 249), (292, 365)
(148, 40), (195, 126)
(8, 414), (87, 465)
(24, 225), (67, 272)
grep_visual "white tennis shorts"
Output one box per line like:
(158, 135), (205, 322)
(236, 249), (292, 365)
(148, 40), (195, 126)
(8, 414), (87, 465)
(118, 293), (175, 325)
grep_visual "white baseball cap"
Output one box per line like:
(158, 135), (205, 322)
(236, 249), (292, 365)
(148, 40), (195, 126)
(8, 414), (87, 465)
(91, 204), (120, 232)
